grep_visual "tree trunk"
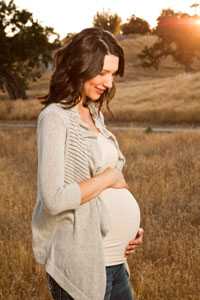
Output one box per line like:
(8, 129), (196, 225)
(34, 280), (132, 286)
(184, 63), (193, 73)
(0, 70), (27, 100)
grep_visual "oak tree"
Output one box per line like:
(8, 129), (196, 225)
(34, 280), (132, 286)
(0, 0), (60, 99)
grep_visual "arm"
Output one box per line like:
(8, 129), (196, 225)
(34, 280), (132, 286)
(38, 112), (82, 215)
(79, 167), (125, 204)
(38, 111), (119, 215)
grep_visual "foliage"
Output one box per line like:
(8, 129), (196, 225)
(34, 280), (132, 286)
(121, 15), (151, 35)
(190, 2), (200, 15)
(93, 10), (121, 34)
(61, 32), (76, 46)
(139, 9), (200, 71)
(0, 0), (60, 99)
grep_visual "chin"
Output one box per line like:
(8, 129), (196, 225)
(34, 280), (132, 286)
(89, 95), (101, 101)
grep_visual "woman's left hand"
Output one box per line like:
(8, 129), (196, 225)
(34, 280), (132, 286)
(124, 227), (144, 257)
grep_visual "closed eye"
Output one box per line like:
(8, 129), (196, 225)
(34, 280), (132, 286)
(99, 71), (118, 76)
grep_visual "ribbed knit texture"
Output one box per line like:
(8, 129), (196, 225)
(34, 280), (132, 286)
(64, 112), (90, 182)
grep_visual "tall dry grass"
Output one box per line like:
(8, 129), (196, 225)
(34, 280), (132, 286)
(116, 129), (200, 299)
(103, 72), (200, 124)
(0, 127), (199, 299)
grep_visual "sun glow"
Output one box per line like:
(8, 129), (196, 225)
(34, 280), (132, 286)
(13, 0), (194, 38)
(195, 18), (200, 25)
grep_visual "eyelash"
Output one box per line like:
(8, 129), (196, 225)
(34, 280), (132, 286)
(100, 72), (117, 77)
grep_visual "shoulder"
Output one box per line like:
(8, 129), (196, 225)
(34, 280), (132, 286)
(37, 103), (72, 127)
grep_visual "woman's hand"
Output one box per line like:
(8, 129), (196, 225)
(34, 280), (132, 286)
(103, 167), (129, 189)
(124, 228), (144, 257)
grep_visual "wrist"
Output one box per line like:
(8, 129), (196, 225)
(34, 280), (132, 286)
(97, 167), (114, 189)
(100, 168), (115, 188)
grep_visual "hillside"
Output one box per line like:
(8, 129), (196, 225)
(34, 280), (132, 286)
(0, 34), (200, 124)
(119, 34), (185, 82)
(103, 71), (200, 124)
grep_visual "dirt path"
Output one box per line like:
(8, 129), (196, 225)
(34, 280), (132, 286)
(0, 120), (200, 133)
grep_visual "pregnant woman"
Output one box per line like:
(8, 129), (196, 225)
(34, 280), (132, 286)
(32, 27), (144, 300)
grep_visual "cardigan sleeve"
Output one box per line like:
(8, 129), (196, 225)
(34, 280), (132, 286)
(37, 111), (81, 215)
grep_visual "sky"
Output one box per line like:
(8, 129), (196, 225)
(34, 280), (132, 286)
(13, 0), (197, 39)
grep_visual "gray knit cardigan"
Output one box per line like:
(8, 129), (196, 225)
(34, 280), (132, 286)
(32, 102), (126, 300)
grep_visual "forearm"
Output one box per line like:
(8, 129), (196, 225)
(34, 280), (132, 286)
(79, 169), (112, 205)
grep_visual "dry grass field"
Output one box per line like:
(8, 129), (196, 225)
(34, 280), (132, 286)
(0, 127), (199, 300)
(1, 34), (200, 124)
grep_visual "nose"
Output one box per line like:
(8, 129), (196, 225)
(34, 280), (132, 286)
(103, 74), (113, 89)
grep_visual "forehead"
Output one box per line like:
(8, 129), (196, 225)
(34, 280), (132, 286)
(103, 54), (119, 71)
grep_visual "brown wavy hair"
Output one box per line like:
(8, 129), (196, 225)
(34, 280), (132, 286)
(40, 27), (125, 117)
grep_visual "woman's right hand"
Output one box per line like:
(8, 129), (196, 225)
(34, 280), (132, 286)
(102, 167), (129, 189)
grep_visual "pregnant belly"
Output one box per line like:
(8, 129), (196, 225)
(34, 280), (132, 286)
(99, 188), (140, 266)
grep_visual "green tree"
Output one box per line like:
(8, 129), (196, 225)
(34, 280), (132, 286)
(121, 15), (151, 35)
(93, 10), (121, 34)
(0, 0), (60, 99)
(139, 9), (200, 72)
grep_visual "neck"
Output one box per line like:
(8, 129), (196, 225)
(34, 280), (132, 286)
(76, 101), (91, 119)
(78, 99), (88, 110)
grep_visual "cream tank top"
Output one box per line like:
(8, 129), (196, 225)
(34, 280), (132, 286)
(96, 132), (141, 266)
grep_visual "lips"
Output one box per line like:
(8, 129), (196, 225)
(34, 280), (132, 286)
(96, 87), (105, 94)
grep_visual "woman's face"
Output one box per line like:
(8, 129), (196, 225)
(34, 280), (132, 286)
(82, 54), (119, 101)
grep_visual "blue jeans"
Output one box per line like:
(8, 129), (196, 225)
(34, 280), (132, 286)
(46, 263), (134, 300)
(104, 263), (134, 300)
(46, 273), (73, 300)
